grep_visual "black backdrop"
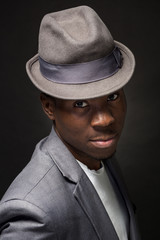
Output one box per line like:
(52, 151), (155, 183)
(1, 1), (160, 239)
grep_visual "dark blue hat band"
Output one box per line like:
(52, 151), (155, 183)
(39, 47), (123, 85)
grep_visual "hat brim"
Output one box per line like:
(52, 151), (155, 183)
(26, 41), (135, 100)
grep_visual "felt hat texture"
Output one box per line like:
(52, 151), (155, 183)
(26, 5), (135, 100)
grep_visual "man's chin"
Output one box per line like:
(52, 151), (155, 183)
(86, 149), (116, 162)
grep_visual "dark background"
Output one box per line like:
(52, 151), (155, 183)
(0, 0), (160, 239)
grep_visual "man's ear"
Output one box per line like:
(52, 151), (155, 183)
(40, 93), (55, 120)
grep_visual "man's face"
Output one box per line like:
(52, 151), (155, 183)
(44, 89), (126, 170)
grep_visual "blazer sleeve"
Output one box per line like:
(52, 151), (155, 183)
(0, 199), (57, 240)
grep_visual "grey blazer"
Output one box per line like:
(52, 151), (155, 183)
(0, 128), (140, 240)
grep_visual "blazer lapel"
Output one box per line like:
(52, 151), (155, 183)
(106, 156), (141, 240)
(45, 128), (119, 240)
(74, 172), (119, 240)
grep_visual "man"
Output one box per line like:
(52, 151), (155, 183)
(0, 5), (140, 240)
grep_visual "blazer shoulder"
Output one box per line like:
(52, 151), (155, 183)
(1, 136), (56, 203)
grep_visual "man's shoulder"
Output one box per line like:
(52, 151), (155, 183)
(0, 128), (81, 215)
(1, 134), (59, 204)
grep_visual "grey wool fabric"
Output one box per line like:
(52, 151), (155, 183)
(0, 128), (141, 240)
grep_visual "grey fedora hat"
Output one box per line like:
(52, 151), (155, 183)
(26, 5), (135, 100)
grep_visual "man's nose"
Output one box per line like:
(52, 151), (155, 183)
(91, 108), (115, 129)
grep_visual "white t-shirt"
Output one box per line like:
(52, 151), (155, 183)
(77, 160), (129, 240)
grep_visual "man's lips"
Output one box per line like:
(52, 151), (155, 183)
(89, 134), (118, 148)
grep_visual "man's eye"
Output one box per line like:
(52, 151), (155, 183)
(74, 101), (88, 108)
(107, 93), (119, 102)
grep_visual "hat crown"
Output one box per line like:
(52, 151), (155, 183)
(39, 6), (114, 64)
